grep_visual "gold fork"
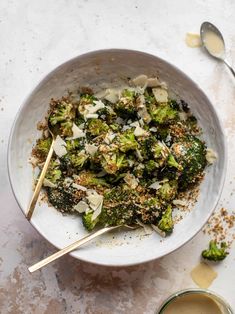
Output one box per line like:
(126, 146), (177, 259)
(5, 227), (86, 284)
(28, 225), (138, 273)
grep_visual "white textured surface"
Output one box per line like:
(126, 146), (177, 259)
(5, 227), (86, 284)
(0, 0), (235, 313)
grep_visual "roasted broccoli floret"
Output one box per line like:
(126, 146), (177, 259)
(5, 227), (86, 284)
(118, 130), (138, 153)
(45, 160), (62, 184)
(145, 160), (158, 173)
(158, 180), (178, 201)
(149, 102), (178, 124)
(68, 150), (88, 169)
(87, 118), (109, 136)
(33, 137), (52, 160)
(60, 120), (73, 137)
(66, 139), (83, 152)
(82, 211), (100, 231)
(101, 152), (128, 174)
(167, 154), (183, 171)
(158, 205), (174, 233)
(115, 89), (137, 118)
(76, 171), (109, 187)
(49, 100), (75, 126)
(171, 135), (207, 190)
(201, 241), (228, 261)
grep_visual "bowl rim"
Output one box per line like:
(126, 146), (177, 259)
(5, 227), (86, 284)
(7, 48), (228, 267)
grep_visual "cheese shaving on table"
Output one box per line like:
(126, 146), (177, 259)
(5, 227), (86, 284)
(152, 87), (168, 103)
(53, 135), (67, 157)
(104, 88), (120, 103)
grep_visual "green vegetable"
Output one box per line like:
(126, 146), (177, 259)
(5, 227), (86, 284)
(158, 205), (174, 233)
(77, 171), (110, 187)
(118, 130), (138, 152)
(68, 150), (88, 169)
(150, 102), (178, 124)
(33, 137), (52, 160)
(202, 241), (228, 261)
(167, 154), (183, 171)
(45, 160), (61, 184)
(82, 211), (100, 231)
(115, 89), (137, 118)
(158, 181), (178, 201)
(87, 118), (109, 136)
(49, 100), (75, 126)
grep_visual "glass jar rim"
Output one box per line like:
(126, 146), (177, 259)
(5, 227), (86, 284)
(158, 288), (233, 314)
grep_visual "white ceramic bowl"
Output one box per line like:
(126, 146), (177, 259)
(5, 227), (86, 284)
(8, 49), (227, 266)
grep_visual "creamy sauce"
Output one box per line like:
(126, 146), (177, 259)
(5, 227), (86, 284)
(162, 293), (222, 314)
(190, 262), (217, 288)
(204, 31), (225, 57)
(185, 33), (202, 48)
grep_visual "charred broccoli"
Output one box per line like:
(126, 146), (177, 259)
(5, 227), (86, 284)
(202, 241), (228, 261)
(149, 102), (178, 124)
(33, 137), (52, 160)
(45, 160), (61, 184)
(82, 211), (100, 231)
(158, 205), (174, 234)
(115, 89), (137, 118)
(87, 118), (109, 136)
(118, 130), (138, 152)
(158, 180), (178, 201)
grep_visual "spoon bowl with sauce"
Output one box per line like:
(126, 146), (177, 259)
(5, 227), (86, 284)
(158, 289), (233, 314)
(200, 21), (235, 78)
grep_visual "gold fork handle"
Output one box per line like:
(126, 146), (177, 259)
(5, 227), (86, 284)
(26, 139), (55, 220)
(28, 226), (119, 273)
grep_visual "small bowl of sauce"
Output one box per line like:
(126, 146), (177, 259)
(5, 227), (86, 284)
(158, 289), (233, 314)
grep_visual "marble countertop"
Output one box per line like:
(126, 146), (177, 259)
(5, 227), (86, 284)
(0, 0), (235, 313)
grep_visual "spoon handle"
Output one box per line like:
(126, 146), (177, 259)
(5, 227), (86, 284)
(26, 139), (55, 220)
(223, 59), (235, 78)
(28, 226), (119, 273)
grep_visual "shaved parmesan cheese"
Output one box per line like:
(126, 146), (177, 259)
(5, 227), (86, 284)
(136, 149), (143, 161)
(85, 113), (98, 119)
(86, 190), (103, 221)
(152, 87), (168, 103)
(124, 173), (139, 189)
(147, 77), (160, 87)
(104, 88), (119, 103)
(130, 121), (140, 128)
(173, 199), (187, 207)
(68, 123), (86, 139)
(206, 148), (217, 164)
(151, 224), (166, 237)
(179, 112), (188, 121)
(85, 144), (98, 156)
(92, 100), (105, 112)
(134, 125), (148, 137)
(149, 127), (157, 132)
(53, 135), (67, 157)
(104, 132), (116, 144)
(132, 74), (148, 87)
(43, 178), (57, 188)
(74, 201), (90, 213)
(72, 183), (87, 191)
(136, 219), (153, 235)
(149, 181), (162, 190)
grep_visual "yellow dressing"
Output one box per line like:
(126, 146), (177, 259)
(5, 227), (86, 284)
(162, 293), (222, 314)
(190, 262), (217, 288)
(204, 31), (225, 57)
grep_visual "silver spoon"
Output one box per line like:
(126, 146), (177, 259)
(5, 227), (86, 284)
(200, 21), (235, 78)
